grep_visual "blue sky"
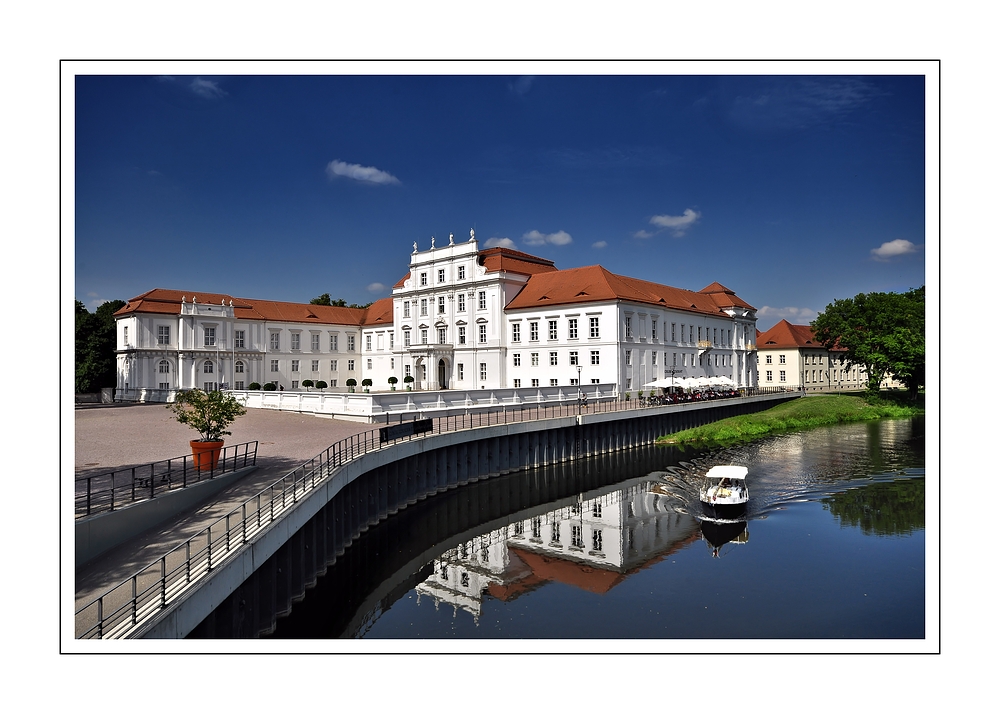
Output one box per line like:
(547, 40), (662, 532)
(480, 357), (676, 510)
(74, 71), (927, 331)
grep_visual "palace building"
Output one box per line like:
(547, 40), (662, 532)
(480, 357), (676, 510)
(114, 230), (758, 398)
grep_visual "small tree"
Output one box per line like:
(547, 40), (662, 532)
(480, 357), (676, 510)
(302, 379), (314, 390)
(403, 374), (414, 390)
(388, 376), (398, 390)
(166, 388), (247, 442)
(346, 378), (357, 392)
(362, 378), (373, 392)
(249, 382), (261, 390)
(263, 382), (277, 391)
(315, 380), (328, 390)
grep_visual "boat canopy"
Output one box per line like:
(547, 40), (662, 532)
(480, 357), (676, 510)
(705, 465), (748, 480)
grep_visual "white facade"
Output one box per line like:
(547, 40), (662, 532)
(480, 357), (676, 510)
(117, 236), (758, 398)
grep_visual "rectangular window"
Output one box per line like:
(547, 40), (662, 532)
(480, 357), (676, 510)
(568, 318), (578, 339)
(592, 529), (603, 552)
(405, 364), (411, 378)
(780, 354), (786, 364)
(569, 351), (578, 365)
(570, 378), (579, 386)
(331, 359), (338, 371)
(513, 353), (521, 367)
(347, 335), (355, 351)
(204, 361), (214, 374)
(531, 352), (539, 366)
(438, 328), (447, 344)
(478, 291), (486, 310)
(420, 299), (428, 316)
(671, 323), (676, 342)
(549, 352), (558, 366)
(766, 370), (773, 382)
(571, 525), (583, 549)
(549, 379), (557, 386)
(390, 332), (394, 349)
(590, 351), (600, 365)
(420, 272), (427, 286)
(438, 296), (445, 314)
(480, 363), (487, 381)
(458, 363), (464, 380)
(766, 355), (773, 364)
(530, 321), (539, 341)
(651, 320), (657, 340)
(458, 293), (466, 312)
(348, 359), (355, 371)
(548, 320), (557, 340)
(404, 331), (411, 347)
(625, 317), (632, 339)
(291, 360), (299, 372)
(531, 378), (540, 387)
(271, 360), (279, 372)
(291, 333), (300, 350)
(421, 329), (428, 344)
(291, 380), (298, 389)
(479, 324), (487, 344)
(589, 317), (600, 339)
(311, 334), (320, 351)
(690, 325), (694, 342)
(514, 378), (521, 388)
(368, 359), (373, 370)
(512, 323), (521, 343)
(780, 370), (786, 382)
(652, 351), (657, 365)
(331, 334), (338, 351)
(311, 360), (319, 372)
(204, 327), (216, 346)
(458, 326), (466, 344)
(625, 350), (632, 366)
(438, 268), (445, 283)
(458, 265), (466, 280)
(234, 361), (244, 373)
(234, 381), (244, 390)
(158, 325), (170, 345)
(235, 330), (245, 349)
(403, 301), (410, 318)
(366, 335), (372, 351)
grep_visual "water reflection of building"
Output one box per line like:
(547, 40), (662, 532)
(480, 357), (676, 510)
(414, 480), (700, 621)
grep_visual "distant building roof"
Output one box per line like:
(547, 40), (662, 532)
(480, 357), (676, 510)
(477, 247), (559, 276)
(756, 319), (843, 350)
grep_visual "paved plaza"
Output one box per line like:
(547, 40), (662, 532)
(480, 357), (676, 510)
(74, 403), (375, 610)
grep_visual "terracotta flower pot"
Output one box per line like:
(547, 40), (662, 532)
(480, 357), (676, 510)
(190, 440), (224, 471)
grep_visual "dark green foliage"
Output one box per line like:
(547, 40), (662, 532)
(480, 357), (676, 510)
(263, 382), (277, 390)
(315, 380), (328, 390)
(301, 379), (314, 389)
(822, 478), (924, 536)
(165, 388), (247, 441)
(309, 293), (373, 309)
(75, 299), (126, 393)
(811, 287), (924, 398)
(248, 382), (262, 390)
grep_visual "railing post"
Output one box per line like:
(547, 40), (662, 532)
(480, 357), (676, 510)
(161, 556), (167, 608)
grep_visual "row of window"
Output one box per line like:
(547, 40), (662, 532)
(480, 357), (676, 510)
(511, 316), (599, 343)
(149, 325), (361, 353)
(419, 264), (468, 287)
(403, 290), (486, 318)
(401, 324), (486, 346)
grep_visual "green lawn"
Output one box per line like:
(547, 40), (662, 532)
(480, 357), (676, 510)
(657, 392), (924, 447)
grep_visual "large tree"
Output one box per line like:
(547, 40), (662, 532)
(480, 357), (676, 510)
(811, 287), (924, 398)
(75, 299), (126, 393)
(309, 293), (372, 309)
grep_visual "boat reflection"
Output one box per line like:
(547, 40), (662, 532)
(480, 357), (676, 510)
(699, 519), (748, 558)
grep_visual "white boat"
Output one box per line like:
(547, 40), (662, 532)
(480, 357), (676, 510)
(699, 465), (749, 520)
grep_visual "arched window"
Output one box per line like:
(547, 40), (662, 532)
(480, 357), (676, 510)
(158, 360), (170, 373)
(204, 360), (214, 374)
(235, 360), (245, 373)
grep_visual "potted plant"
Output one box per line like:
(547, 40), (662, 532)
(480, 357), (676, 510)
(302, 379), (314, 391)
(362, 378), (373, 393)
(249, 382), (261, 390)
(346, 378), (357, 393)
(315, 380), (328, 391)
(263, 382), (276, 391)
(624, 391), (631, 401)
(166, 388), (247, 471)
(403, 375), (414, 391)
(388, 376), (398, 391)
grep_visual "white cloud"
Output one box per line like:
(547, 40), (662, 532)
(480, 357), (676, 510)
(633, 229), (655, 239)
(871, 239), (919, 261)
(366, 283), (387, 293)
(326, 160), (401, 185)
(757, 306), (818, 323)
(484, 237), (516, 249)
(649, 208), (701, 236)
(522, 229), (572, 246)
(189, 77), (227, 99)
(592, 241), (608, 249)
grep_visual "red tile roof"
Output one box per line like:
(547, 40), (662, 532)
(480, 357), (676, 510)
(362, 296), (394, 326)
(478, 247), (559, 276)
(114, 288), (370, 326)
(756, 319), (838, 349)
(505, 265), (755, 315)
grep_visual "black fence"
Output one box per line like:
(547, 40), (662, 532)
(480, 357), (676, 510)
(75, 441), (259, 518)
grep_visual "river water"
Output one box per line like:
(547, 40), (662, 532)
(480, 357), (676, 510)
(264, 417), (925, 641)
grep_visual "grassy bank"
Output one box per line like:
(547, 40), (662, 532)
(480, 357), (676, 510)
(657, 392), (924, 447)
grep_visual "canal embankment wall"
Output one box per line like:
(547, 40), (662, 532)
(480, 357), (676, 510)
(138, 392), (798, 638)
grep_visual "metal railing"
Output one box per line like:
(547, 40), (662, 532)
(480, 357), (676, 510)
(75, 442), (259, 518)
(75, 390), (791, 639)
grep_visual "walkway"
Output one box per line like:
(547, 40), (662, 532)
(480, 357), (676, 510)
(74, 404), (374, 611)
